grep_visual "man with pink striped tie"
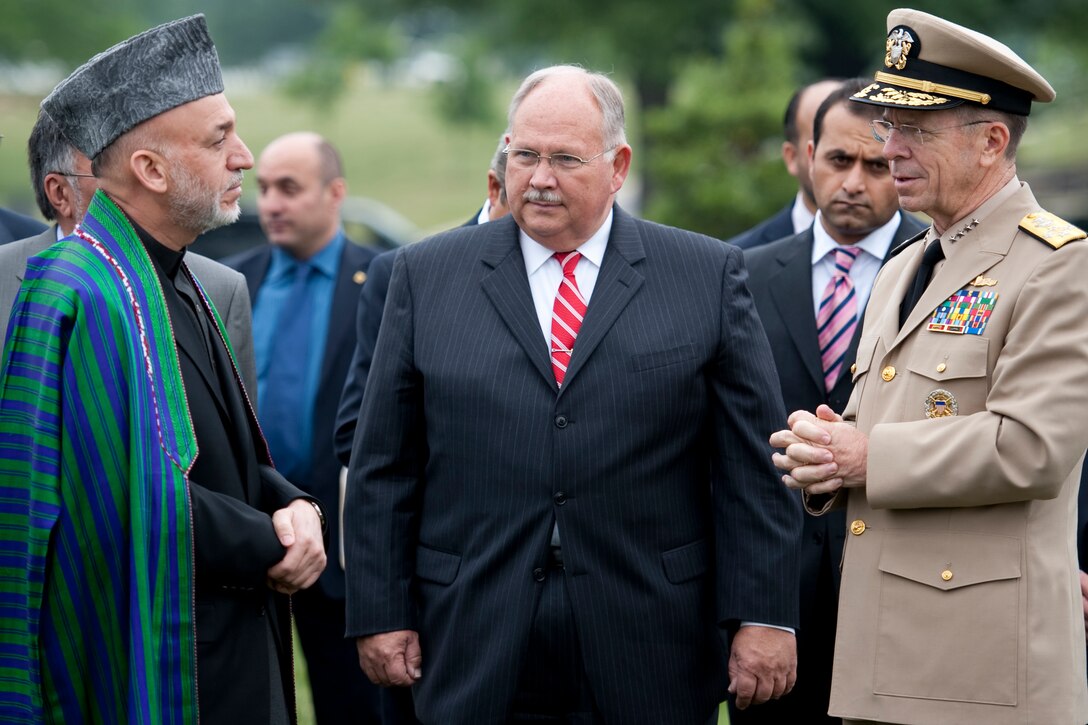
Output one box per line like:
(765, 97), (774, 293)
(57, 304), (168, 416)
(740, 77), (925, 725)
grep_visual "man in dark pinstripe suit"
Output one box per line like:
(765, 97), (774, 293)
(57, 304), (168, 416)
(343, 65), (802, 725)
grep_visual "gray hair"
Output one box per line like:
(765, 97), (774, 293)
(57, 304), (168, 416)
(28, 111), (79, 220)
(507, 65), (627, 151)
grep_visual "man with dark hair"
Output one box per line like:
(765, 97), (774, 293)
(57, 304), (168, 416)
(0, 16), (326, 724)
(737, 78), (925, 725)
(225, 131), (381, 725)
(774, 9), (1088, 724)
(725, 79), (841, 250)
(1, 112), (257, 396)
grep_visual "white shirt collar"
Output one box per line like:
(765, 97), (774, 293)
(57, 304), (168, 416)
(476, 199), (492, 226)
(791, 191), (816, 235)
(520, 209), (613, 274)
(810, 210), (901, 266)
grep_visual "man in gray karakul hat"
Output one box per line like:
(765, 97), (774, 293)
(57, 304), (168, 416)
(0, 15), (327, 725)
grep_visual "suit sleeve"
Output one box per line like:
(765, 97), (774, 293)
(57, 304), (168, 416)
(866, 243), (1088, 509)
(342, 250), (425, 637)
(711, 245), (802, 629)
(223, 276), (258, 401)
(334, 250), (395, 466)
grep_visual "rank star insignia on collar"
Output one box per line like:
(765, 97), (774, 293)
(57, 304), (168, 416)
(885, 27), (915, 70)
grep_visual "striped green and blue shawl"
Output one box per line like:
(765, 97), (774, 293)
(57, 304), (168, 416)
(0, 191), (201, 723)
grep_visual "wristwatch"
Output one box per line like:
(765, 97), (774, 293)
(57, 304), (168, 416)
(308, 500), (327, 532)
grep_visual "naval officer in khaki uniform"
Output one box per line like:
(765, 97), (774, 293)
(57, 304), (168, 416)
(771, 8), (1088, 725)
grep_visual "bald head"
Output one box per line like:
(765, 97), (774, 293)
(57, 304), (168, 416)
(256, 132), (347, 259)
(783, 79), (843, 210)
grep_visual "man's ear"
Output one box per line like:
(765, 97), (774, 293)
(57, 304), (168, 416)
(43, 173), (73, 221)
(129, 148), (170, 194)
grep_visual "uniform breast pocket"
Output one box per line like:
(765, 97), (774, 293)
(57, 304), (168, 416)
(905, 335), (989, 418)
(872, 530), (1021, 705)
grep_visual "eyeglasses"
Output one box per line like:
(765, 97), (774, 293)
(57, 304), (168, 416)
(870, 119), (995, 146)
(503, 145), (614, 171)
(56, 172), (96, 179)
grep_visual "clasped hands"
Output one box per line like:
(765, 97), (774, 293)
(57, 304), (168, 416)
(769, 404), (869, 494)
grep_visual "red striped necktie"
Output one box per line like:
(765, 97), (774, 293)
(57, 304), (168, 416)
(816, 246), (860, 392)
(550, 251), (587, 387)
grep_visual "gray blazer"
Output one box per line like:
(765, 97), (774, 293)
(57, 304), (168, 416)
(0, 227), (257, 395)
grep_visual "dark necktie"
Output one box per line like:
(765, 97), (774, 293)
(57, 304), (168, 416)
(260, 262), (316, 480)
(899, 240), (945, 328)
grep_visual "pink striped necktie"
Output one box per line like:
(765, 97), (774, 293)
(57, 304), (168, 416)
(817, 246), (861, 392)
(550, 251), (587, 387)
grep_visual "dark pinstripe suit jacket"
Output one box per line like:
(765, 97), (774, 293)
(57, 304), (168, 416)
(344, 206), (802, 725)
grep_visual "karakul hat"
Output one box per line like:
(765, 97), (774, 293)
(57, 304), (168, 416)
(41, 14), (224, 159)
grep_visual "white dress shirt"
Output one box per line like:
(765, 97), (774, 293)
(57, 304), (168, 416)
(810, 210), (901, 321)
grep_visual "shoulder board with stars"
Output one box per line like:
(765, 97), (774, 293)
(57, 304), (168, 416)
(1019, 211), (1087, 249)
(886, 228), (929, 259)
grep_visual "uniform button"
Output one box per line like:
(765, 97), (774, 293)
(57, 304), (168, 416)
(850, 519), (866, 536)
(936, 362), (947, 373)
(554, 491), (567, 505)
(941, 569), (953, 581)
(881, 366), (896, 382)
(554, 415), (568, 428)
(533, 567), (546, 582)
(850, 363), (857, 375)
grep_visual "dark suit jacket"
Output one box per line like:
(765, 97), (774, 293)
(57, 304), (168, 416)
(227, 239), (376, 599)
(0, 207), (46, 245)
(739, 213), (927, 723)
(344, 206), (802, 725)
(724, 203), (796, 250)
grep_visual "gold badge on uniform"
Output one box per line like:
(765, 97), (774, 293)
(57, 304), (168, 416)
(970, 275), (997, 287)
(927, 289), (997, 335)
(353, 270), (368, 285)
(925, 389), (958, 418)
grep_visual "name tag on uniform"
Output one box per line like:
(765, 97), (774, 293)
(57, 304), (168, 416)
(927, 289), (998, 335)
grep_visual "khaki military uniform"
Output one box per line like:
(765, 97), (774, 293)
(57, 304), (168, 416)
(812, 179), (1088, 724)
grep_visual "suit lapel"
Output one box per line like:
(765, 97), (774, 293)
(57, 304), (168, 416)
(560, 208), (645, 394)
(768, 230), (824, 392)
(479, 217), (556, 388)
(319, 243), (368, 383)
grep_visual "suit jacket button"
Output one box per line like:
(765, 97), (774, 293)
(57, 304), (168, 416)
(554, 491), (567, 505)
(554, 415), (568, 428)
(881, 366), (896, 381)
(533, 567), (546, 582)
(850, 519), (866, 535)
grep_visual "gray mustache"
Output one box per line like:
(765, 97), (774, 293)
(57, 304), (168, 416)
(523, 189), (562, 204)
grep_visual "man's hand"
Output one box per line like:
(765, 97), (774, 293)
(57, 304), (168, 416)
(357, 630), (422, 686)
(770, 405), (869, 495)
(267, 499), (327, 594)
(727, 626), (797, 709)
(1080, 570), (1088, 642)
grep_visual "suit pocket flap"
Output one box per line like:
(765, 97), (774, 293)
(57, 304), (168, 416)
(905, 335), (989, 381)
(632, 344), (696, 372)
(661, 538), (710, 583)
(852, 335), (879, 381)
(878, 530), (1020, 591)
(415, 544), (461, 585)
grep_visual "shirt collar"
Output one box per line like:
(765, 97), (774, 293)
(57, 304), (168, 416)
(268, 230), (345, 281)
(519, 209), (613, 275)
(477, 199), (492, 226)
(791, 191), (816, 235)
(133, 218), (186, 280)
(810, 210), (901, 267)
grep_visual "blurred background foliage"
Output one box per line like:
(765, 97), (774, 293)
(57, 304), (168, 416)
(2, 0), (1087, 238)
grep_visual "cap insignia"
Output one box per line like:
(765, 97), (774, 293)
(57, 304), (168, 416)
(885, 28), (915, 71)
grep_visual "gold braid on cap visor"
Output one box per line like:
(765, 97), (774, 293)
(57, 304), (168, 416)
(874, 71), (992, 105)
